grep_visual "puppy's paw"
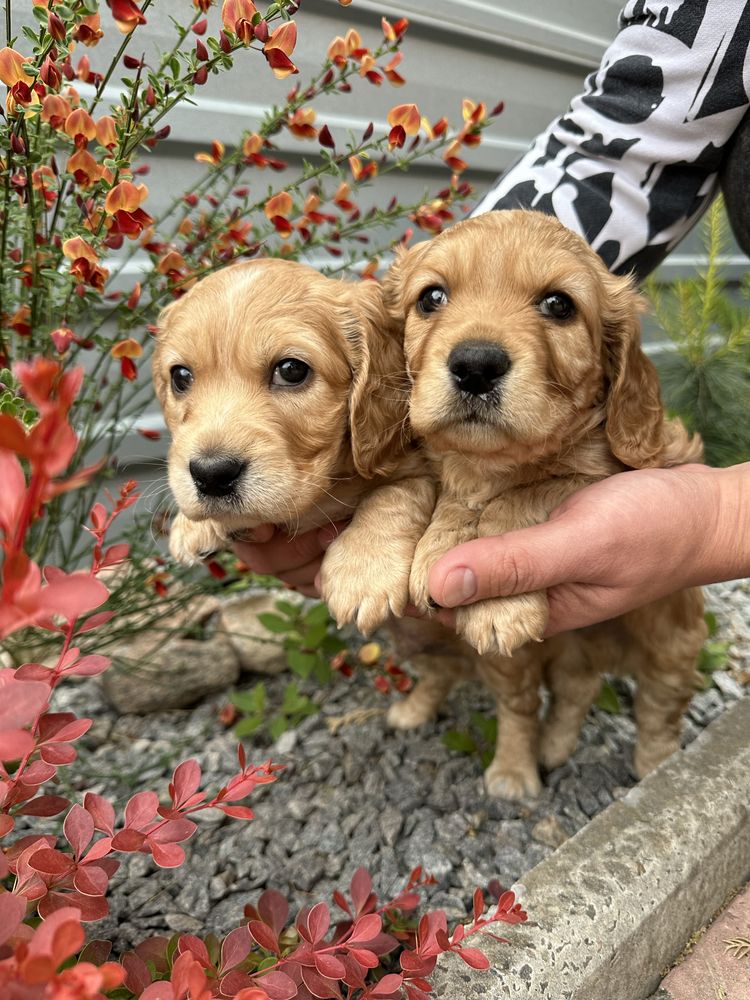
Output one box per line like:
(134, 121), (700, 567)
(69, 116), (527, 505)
(386, 696), (436, 730)
(633, 739), (679, 780)
(455, 593), (548, 657)
(169, 514), (229, 565)
(319, 536), (410, 635)
(538, 723), (579, 771)
(484, 760), (542, 800)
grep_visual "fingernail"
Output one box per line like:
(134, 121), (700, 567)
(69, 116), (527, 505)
(441, 567), (477, 607)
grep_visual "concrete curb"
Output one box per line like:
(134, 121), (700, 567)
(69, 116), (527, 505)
(433, 697), (750, 1000)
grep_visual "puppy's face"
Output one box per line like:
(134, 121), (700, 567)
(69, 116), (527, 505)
(387, 211), (648, 465)
(154, 259), (402, 530)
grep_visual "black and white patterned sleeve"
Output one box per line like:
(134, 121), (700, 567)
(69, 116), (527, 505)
(472, 0), (750, 280)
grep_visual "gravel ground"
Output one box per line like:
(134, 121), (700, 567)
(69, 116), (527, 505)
(49, 578), (750, 954)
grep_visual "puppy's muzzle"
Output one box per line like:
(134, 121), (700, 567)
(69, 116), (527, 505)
(189, 454), (247, 498)
(448, 339), (511, 397)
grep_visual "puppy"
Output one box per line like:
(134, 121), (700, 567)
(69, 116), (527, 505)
(153, 258), (435, 634)
(384, 210), (706, 798)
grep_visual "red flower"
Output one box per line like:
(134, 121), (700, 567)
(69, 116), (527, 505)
(106, 0), (147, 34)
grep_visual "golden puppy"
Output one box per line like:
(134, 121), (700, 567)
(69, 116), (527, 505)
(153, 258), (435, 633)
(384, 210), (706, 798)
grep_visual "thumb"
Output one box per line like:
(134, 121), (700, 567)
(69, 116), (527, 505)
(428, 518), (586, 608)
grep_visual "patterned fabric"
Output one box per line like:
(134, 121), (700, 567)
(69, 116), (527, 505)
(473, 0), (750, 280)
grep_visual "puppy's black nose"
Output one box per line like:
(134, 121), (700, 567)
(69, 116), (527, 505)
(448, 340), (511, 397)
(189, 455), (247, 497)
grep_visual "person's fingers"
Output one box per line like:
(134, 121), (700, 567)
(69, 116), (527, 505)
(427, 518), (590, 608)
(317, 520), (351, 549)
(276, 556), (324, 589)
(294, 584), (320, 599)
(233, 523), (275, 544)
(233, 527), (326, 576)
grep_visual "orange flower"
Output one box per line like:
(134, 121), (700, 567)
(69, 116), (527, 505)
(64, 107), (97, 145)
(327, 36), (347, 66)
(9, 305), (31, 337)
(67, 149), (107, 188)
(73, 13), (104, 46)
(263, 21), (298, 79)
(287, 107), (317, 140)
(345, 29), (363, 54)
(104, 181), (152, 238)
(156, 250), (188, 278)
(96, 115), (118, 149)
(348, 155), (378, 183)
(41, 94), (71, 130)
(222, 0), (257, 45)
(384, 53), (405, 86)
(387, 103), (421, 136)
(195, 140), (225, 166)
(0, 47), (33, 87)
(106, 0), (147, 35)
(0, 47), (37, 114)
(381, 17), (409, 42)
(264, 191), (293, 220)
(110, 338), (143, 359)
(32, 166), (57, 209)
(62, 236), (98, 266)
(333, 182), (355, 212)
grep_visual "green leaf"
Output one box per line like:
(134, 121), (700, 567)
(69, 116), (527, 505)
(596, 680), (621, 715)
(274, 600), (299, 618)
(230, 682), (266, 714)
(303, 623), (329, 649)
(257, 612), (292, 634)
(704, 610), (718, 637)
(321, 634), (347, 655)
(470, 712), (497, 745)
(304, 603), (331, 628)
(286, 648), (317, 678)
(268, 715), (288, 741)
(442, 730), (476, 755)
(234, 715), (264, 738)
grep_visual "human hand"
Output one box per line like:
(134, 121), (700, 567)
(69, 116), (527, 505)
(426, 464), (746, 635)
(233, 521), (347, 597)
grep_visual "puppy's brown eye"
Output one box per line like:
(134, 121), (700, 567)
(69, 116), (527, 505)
(417, 285), (448, 315)
(538, 292), (575, 321)
(272, 357), (311, 387)
(170, 365), (193, 394)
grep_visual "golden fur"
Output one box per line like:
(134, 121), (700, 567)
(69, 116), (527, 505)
(383, 210), (706, 799)
(153, 258), (435, 633)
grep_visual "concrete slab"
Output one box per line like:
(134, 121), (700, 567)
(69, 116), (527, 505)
(658, 883), (750, 999)
(432, 697), (750, 1000)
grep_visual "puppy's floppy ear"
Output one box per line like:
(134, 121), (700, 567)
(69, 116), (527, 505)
(382, 240), (431, 319)
(151, 296), (185, 408)
(600, 272), (667, 468)
(346, 280), (409, 478)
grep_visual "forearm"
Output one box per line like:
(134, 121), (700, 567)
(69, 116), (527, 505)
(697, 462), (750, 586)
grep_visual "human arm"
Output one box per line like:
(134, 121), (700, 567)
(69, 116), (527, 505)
(473, 0), (750, 280)
(427, 464), (749, 635)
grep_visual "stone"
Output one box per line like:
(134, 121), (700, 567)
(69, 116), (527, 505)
(218, 591), (300, 675)
(530, 815), (570, 849)
(102, 628), (240, 713)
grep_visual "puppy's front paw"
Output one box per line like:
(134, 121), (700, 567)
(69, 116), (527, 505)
(455, 593), (548, 657)
(484, 760), (542, 800)
(319, 536), (411, 635)
(386, 697), (435, 730)
(169, 514), (229, 565)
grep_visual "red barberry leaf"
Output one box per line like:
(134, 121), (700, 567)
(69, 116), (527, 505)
(456, 947), (490, 970)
